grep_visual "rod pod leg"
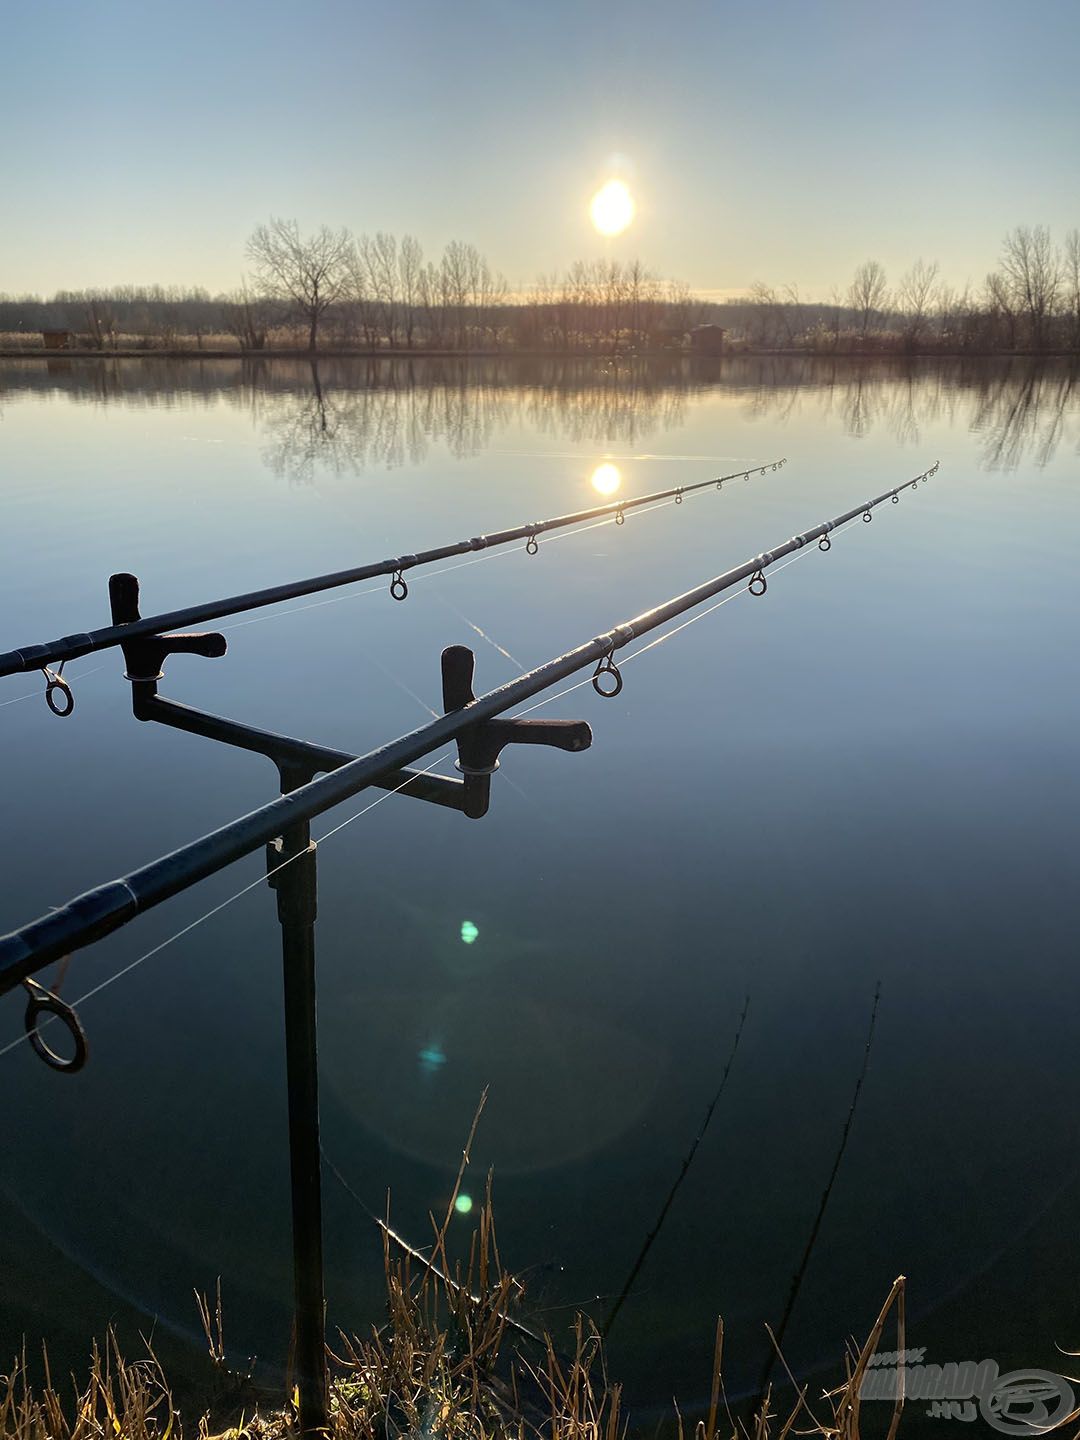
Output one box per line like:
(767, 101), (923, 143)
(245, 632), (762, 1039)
(268, 801), (328, 1439)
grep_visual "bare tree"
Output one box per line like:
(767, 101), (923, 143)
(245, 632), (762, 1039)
(246, 218), (353, 351)
(516, 273), (554, 349)
(83, 294), (117, 350)
(623, 259), (661, 348)
(777, 283), (803, 346)
(748, 282), (780, 347)
(345, 244), (379, 348)
(417, 260), (445, 347)
(848, 260), (889, 340)
(999, 225), (1061, 350)
(663, 279), (700, 339)
(1063, 229), (1080, 350)
(398, 235), (423, 348)
(440, 241), (494, 348)
(896, 259), (939, 348)
(440, 241), (473, 347)
(221, 283), (271, 351)
(827, 286), (847, 351)
(354, 232), (399, 346)
(475, 256), (508, 347)
(983, 271), (1017, 350)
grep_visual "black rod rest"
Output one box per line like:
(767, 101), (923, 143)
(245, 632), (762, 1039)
(108, 572), (227, 681)
(109, 572), (458, 806)
(442, 645), (592, 818)
(107, 574), (593, 822)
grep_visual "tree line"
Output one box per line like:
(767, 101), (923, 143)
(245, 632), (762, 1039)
(233, 220), (704, 352)
(741, 227), (1080, 353)
(1, 220), (1078, 355)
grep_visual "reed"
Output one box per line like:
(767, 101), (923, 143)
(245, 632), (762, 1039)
(1, 1102), (907, 1440)
(0, 1200), (905, 1440)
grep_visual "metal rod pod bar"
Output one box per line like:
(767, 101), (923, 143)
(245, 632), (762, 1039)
(0, 459), (787, 678)
(0, 463), (936, 990)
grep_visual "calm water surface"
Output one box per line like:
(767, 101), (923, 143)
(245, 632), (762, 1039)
(1, 355), (1078, 1413)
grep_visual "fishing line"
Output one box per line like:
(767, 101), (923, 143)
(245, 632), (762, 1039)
(603, 994), (752, 1339)
(753, 981), (882, 1414)
(355, 643), (439, 718)
(0, 752), (456, 1063)
(0, 661), (109, 711)
(218, 481), (723, 670)
(1, 460), (785, 683)
(507, 514), (864, 722)
(432, 591), (525, 673)
(215, 495), (681, 635)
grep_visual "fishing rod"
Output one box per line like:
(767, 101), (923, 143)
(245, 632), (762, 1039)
(0, 461), (936, 991)
(0, 458), (786, 687)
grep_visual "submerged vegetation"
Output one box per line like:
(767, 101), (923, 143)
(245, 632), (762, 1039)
(2, 222), (1079, 358)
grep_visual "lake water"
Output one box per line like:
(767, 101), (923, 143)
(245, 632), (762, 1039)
(1, 354), (1079, 1418)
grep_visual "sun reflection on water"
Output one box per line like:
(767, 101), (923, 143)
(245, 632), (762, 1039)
(590, 461), (621, 496)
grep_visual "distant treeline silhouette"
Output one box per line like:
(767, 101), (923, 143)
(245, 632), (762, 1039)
(2, 220), (1078, 355)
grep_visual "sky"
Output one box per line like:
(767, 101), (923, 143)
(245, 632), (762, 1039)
(3, 0), (1079, 300)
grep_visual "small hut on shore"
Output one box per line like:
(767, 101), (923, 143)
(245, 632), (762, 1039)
(689, 324), (725, 356)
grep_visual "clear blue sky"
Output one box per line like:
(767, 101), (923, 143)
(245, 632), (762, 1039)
(3, 0), (1078, 298)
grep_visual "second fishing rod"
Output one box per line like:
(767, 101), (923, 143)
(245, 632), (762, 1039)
(0, 458), (786, 682)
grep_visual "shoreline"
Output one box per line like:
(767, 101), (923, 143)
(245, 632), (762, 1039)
(2, 345), (1078, 362)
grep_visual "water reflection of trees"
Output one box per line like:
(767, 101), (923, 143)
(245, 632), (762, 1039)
(967, 364), (1079, 469)
(256, 357), (693, 479)
(724, 355), (1080, 467)
(256, 364), (509, 479)
(1, 354), (1077, 476)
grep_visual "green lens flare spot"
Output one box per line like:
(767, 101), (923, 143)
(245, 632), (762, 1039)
(454, 1194), (473, 1215)
(460, 920), (479, 945)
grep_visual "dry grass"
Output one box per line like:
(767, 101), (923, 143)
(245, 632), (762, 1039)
(0, 1334), (176, 1440)
(0, 1223), (906, 1440)
(1, 1104), (907, 1440)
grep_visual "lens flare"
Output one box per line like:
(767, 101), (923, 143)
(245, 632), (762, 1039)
(455, 1194), (473, 1215)
(591, 462), (621, 496)
(460, 920), (479, 945)
(590, 180), (634, 237)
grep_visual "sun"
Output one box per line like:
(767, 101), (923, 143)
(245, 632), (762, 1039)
(590, 180), (635, 237)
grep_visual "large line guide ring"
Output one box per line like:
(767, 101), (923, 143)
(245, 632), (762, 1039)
(22, 977), (88, 1073)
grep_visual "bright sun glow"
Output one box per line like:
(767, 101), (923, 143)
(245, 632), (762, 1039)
(590, 180), (634, 237)
(591, 462), (621, 496)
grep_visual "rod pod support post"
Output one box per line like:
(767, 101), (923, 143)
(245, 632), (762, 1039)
(441, 644), (592, 819)
(108, 573), (227, 702)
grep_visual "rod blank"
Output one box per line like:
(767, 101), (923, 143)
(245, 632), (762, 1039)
(0, 461), (785, 678)
(0, 463), (936, 993)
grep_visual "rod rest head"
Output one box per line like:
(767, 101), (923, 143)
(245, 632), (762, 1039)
(441, 645), (591, 819)
(108, 573), (227, 687)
